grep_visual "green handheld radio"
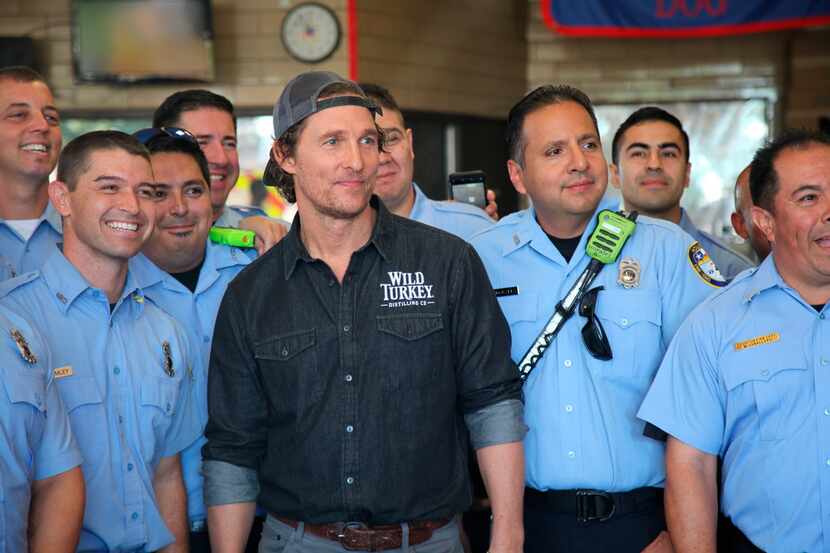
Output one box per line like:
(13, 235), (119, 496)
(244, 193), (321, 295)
(209, 227), (256, 249)
(585, 210), (638, 264)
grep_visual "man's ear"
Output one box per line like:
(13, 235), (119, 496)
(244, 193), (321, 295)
(731, 211), (749, 240)
(271, 142), (296, 176)
(751, 205), (775, 245)
(507, 159), (527, 196)
(405, 128), (414, 161)
(609, 163), (622, 190)
(49, 180), (71, 217)
(683, 161), (691, 189)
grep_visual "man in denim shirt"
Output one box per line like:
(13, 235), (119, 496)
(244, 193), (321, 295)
(203, 71), (526, 553)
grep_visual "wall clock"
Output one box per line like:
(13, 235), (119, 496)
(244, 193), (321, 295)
(281, 2), (342, 64)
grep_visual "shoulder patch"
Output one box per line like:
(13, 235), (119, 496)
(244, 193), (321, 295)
(688, 242), (727, 288)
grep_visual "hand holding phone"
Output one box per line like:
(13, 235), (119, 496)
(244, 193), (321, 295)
(449, 170), (487, 209)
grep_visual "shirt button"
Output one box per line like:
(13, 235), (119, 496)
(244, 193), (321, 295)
(131, 512), (139, 521)
(564, 359), (573, 368)
(113, 366), (120, 375)
(826, 458), (830, 467)
(281, 347), (289, 358)
(127, 463), (134, 471)
(620, 318), (629, 326)
(760, 369), (769, 377)
(343, 324), (351, 333)
(821, 313), (826, 320)
(567, 451), (576, 459)
(346, 476), (355, 485)
(564, 404), (574, 413)
(824, 408), (830, 416)
(821, 358), (829, 366)
(328, 280), (335, 287)
(345, 374), (353, 383)
(346, 424), (354, 433)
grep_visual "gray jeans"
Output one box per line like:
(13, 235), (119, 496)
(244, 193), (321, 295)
(258, 516), (465, 553)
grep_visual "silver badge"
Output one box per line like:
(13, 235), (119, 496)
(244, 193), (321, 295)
(10, 328), (37, 364)
(162, 341), (175, 377)
(618, 257), (641, 289)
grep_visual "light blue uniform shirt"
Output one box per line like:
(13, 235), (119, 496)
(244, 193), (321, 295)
(0, 250), (200, 553)
(213, 204), (266, 228)
(0, 203), (62, 280)
(0, 304), (82, 553)
(638, 255), (830, 552)
(132, 241), (253, 526)
(470, 197), (719, 492)
(678, 208), (753, 281)
(409, 183), (493, 241)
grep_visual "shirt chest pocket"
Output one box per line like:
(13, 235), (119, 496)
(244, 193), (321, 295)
(722, 349), (811, 442)
(594, 289), (663, 380)
(254, 329), (322, 407)
(376, 313), (446, 386)
(2, 370), (47, 440)
(57, 376), (106, 456)
(141, 377), (179, 417)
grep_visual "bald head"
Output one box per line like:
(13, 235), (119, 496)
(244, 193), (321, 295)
(731, 164), (770, 261)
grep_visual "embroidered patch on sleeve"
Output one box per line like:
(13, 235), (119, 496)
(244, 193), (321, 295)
(688, 242), (728, 288)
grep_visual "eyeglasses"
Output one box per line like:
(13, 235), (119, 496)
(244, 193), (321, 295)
(133, 126), (198, 146)
(579, 286), (613, 361)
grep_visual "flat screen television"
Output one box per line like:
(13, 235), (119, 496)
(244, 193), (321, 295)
(72, 0), (215, 83)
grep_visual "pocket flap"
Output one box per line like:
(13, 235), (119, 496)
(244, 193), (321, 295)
(141, 377), (178, 415)
(595, 289), (661, 328)
(2, 370), (46, 412)
(377, 313), (443, 341)
(722, 360), (806, 391)
(57, 376), (103, 411)
(255, 329), (317, 361)
(498, 292), (538, 324)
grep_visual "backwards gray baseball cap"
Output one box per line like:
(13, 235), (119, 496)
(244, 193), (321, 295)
(265, 71), (380, 186)
(272, 70), (380, 140)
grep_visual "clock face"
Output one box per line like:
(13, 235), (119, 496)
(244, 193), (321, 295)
(281, 3), (342, 64)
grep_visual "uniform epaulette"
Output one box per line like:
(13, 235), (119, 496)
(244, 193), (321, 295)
(0, 271), (40, 299)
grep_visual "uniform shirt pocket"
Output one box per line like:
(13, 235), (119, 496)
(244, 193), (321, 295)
(56, 376), (106, 456)
(594, 289), (663, 380)
(2, 370), (47, 413)
(722, 350), (811, 442)
(498, 292), (539, 327)
(1, 371), (47, 457)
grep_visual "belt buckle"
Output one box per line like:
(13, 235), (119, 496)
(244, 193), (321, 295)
(337, 522), (373, 551)
(576, 489), (615, 523)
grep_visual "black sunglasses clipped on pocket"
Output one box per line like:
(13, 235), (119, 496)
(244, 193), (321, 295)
(579, 286), (613, 361)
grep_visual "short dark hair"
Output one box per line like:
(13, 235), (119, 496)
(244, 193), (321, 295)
(144, 135), (210, 185)
(359, 82), (404, 124)
(153, 89), (236, 129)
(611, 106), (690, 165)
(0, 65), (47, 85)
(271, 81), (381, 203)
(57, 131), (150, 191)
(749, 129), (830, 211)
(506, 85), (598, 167)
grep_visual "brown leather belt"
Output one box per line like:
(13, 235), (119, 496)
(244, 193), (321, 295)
(275, 516), (452, 551)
